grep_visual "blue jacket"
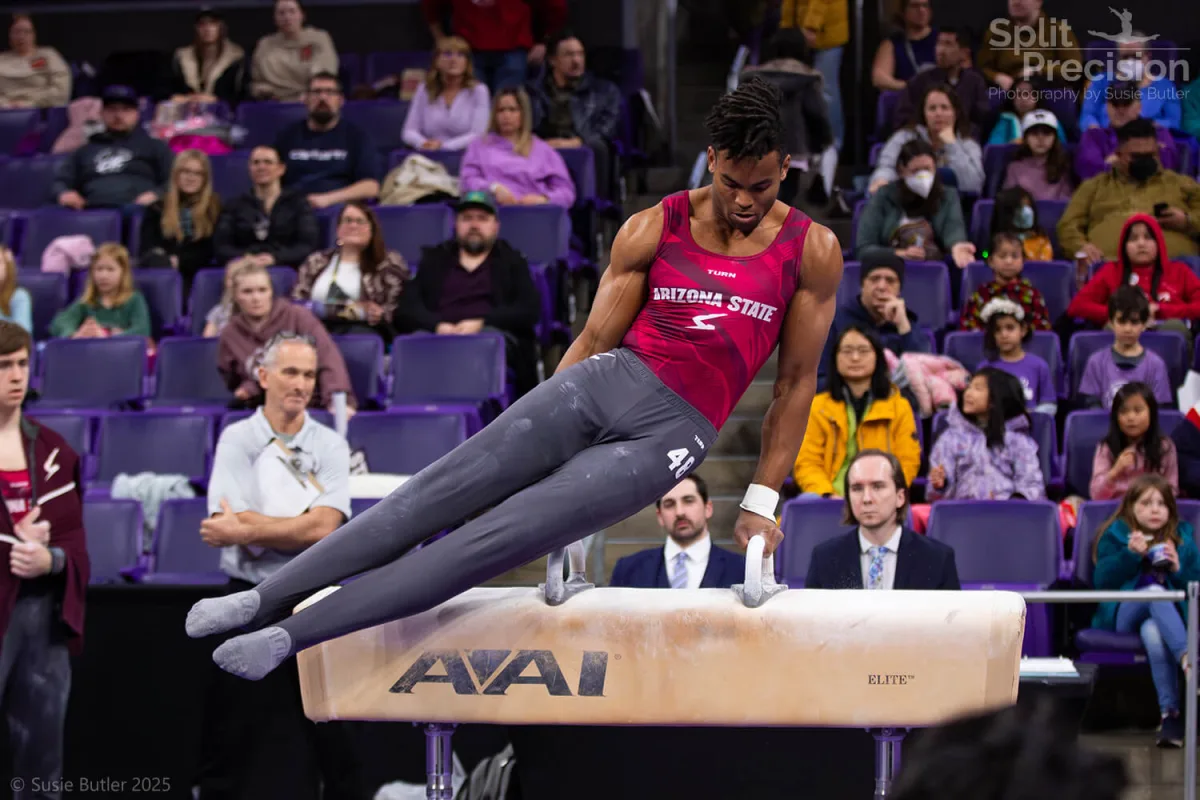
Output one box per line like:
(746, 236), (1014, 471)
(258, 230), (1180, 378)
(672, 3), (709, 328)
(1091, 519), (1200, 630)
(610, 542), (745, 589)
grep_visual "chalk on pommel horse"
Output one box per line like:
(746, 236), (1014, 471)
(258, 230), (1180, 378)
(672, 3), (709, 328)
(295, 536), (1026, 799)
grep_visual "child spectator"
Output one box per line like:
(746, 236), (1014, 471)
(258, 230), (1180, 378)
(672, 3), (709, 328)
(1090, 382), (1178, 500)
(990, 188), (1054, 262)
(1078, 287), (1173, 409)
(977, 299), (1055, 415)
(139, 149), (221, 296)
(1067, 213), (1200, 328)
(986, 80), (1067, 145)
(960, 232), (1052, 331)
(1091, 473), (1199, 747)
(0, 247), (31, 333)
(49, 244), (150, 340)
(1002, 110), (1075, 202)
(927, 367), (1045, 501)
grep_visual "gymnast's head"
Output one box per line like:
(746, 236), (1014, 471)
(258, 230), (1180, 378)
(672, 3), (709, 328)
(842, 450), (908, 534)
(891, 699), (1127, 800)
(704, 75), (789, 236)
(257, 332), (318, 418)
(655, 475), (712, 547)
(0, 319), (30, 413)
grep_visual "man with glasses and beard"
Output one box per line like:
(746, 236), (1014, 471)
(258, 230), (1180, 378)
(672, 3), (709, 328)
(393, 190), (542, 395)
(274, 72), (380, 209)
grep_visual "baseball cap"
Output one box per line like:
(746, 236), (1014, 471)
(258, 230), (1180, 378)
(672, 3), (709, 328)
(1021, 110), (1059, 135)
(455, 190), (497, 215)
(100, 85), (139, 107)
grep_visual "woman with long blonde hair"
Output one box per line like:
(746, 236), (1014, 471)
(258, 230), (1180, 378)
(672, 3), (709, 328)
(49, 243), (150, 339)
(0, 247), (31, 333)
(459, 87), (575, 206)
(202, 256), (256, 338)
(401, 36), (490, 152)
(140, 149), (222, 294)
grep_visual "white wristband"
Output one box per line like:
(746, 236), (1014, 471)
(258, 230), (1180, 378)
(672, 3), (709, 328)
(740, 484), (779, 521)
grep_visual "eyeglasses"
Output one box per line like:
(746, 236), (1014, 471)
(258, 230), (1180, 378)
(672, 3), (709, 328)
(308, 88), (340, 97)
(338, 217), (370, 227)
(838, 346), (874, 358)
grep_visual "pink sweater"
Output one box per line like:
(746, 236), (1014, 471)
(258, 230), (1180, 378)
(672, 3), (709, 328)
(460, 133), (576, 207)
(1090, 438), (1179, 500)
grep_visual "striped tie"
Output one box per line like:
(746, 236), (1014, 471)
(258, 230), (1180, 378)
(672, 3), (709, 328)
(670, 552), (689, 589)
(867, 546), (889, 590)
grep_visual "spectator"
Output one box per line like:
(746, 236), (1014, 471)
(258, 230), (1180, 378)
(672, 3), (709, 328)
(1182, 74), (1200, 143)
(422, 0), (566, 92)
(139, 149), (221, 295)
(986, 80), (1068, 145)
(402, 37), (490, 153)
(197, 332), (362, 797)
(1077, 288), (1173, 410)
(990, 187), (1054, 260)
(894, 27), (989, 134)
(1075, 83), (1180, 182)
(1091, 383), (1178, 499)
(870, 0), (935, 93)
(0, 247), (32, 333)
(203, 256), (254, 337)
(976, 0), (1081, 90)
(1068, 215), (1200, 330)
(1060, 119), (1200, 267)
(868, 84), (984, 195)
(460, 87), (575, 207)
(0, 321), (87, 798)
(217, 262), (356, 412)
(213, 145), (319, 268)
(168, 8), (246, 107)
(249, 0), (337, 102)
(609, 475), (745, 590)
(927, 367), (1045, 500)
(977, 298), (1056, 414)
(394, 191), (541, 396)
(0, 13), (70, 108)
(274, 72), (381, 209)
(818, 252), (932, 384)
(960, 232), (1052, 332)
(526, 31), (621, 198)
(780, 0), (850, 149)
(795, 325), (921, 497)
(804, 449), (960, 591)
(858, 139), (976, 267)
(52, 85), (174, 211)
(1091, 474), (1198, 748)
(1002, 110), (1075, 202)
(1080, 41), (1182, 132)
(292, 202), (409, 341)
(49, 244), (150, 340)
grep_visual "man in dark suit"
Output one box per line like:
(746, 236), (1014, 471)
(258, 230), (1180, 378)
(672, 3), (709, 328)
(806, 449), (960, 590)
(610, 474), (745, 589)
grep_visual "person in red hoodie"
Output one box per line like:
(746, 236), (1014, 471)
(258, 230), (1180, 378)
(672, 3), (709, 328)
(0, 319), (88, 799)
(1067, 213), (1200, 329)
(423, 0), (567, 92)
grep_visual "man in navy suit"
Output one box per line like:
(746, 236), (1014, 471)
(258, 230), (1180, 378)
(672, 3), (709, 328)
(609, 474), (745, 589)
(806, 450), (960, 590)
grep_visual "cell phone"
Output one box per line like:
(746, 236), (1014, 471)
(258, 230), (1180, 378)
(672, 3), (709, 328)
(1154, 202), (1169, 216)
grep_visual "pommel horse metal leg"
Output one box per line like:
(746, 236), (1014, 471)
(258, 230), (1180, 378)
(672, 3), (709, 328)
(421, 722), (456, 800)
(732, 534), (787, 608)
(541, 539), (594, 605)
(870, 727), (907, 799)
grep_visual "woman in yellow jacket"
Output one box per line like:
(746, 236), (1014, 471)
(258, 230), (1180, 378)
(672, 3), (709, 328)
(794, 325), (922, 496)
(780, 0), (849, 149)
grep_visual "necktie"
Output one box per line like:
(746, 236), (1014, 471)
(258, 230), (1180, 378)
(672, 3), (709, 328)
(670, 552), (689, 589)
(867, 546), (889, 590)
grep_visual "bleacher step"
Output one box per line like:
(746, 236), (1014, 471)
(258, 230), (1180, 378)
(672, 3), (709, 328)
(1081, 731), (1200, 796)
(711, 416), (762, 457)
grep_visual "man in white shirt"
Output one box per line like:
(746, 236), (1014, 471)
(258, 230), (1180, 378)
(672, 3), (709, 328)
(609, 474), (745, 589)
(805, 449), (960, 590)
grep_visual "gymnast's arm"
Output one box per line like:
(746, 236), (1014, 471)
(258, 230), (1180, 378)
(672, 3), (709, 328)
(553, 204), (662, 374)
(734, 223), (843, 554)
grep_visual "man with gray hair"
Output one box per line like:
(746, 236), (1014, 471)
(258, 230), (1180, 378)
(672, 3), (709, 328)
(195, 331), (361, 798)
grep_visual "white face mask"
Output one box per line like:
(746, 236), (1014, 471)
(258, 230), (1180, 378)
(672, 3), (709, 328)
(1117, 58), (1144, 82)
(904, 169), (935, 198)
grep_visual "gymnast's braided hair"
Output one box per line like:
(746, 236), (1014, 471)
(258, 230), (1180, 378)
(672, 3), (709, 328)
(890, 699), (1128, 800)
(704, 76), (785, 162)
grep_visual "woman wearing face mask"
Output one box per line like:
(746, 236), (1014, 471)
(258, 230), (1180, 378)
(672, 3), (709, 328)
(857, 139), (977, 268)
(1002, 110), (1075, 202)
(868, 84), (984, 195)
(989, 187), (1053, 261)
(1080, 44), (1182, 132)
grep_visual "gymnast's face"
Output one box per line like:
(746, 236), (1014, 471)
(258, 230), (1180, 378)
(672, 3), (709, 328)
(0, 348), (29, 411)
(656, 478), (712, 546)
(846, 456), (905, 532)
(707, 148), (789, 236)
(259, 340), (317, 415)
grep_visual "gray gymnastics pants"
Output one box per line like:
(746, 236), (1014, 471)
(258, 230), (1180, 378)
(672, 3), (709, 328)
(256, 348), (719, 652)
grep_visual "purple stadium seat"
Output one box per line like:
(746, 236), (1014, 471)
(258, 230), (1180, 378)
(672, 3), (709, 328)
(927, 499), (1060, 656)
(38, 106), (68, 153)
(347, 410), (469, 475)
(931, 409), (1059, 484)
(140, 497), (225, 584)
(386, 148), (464, 175)
(187, 267), (224, 335)
(268, 265), (297, 299)
(13, 208), (122, 268)
(333, 334), (384, 408)
(339, 52), (362, 89)
(0, 108), (38, 155)
(840, 260), (951, 330)
(1067, 330), (1188, 399)
(960, 260), (1075, 322)
(28, 411), (93, 462)
(331, 205), (452, 267)
(526, 261), (566, 344)
(942, 330), (1064, 398)
(496, 206), (571, 268)
(982, 144), (1018, 198)
(18, 271), (68, 340)
(234, 102), (307, 149)
(1063, 410), (1184, 498)
(873, 91), (902, 142)
(84, 498), (142, 583)
(149, 337), (233, 410)
(969, 200), (1068, 255)
(219, 408), (333, 435)
(388, 333), (507, 427)
(557, 147), (597, 208)
(34, 337), (146, 410)
(777, 497), (854, 586)
(210, 150), (252, 200)
(94, 412), (211, 484)
(0, 154), (64, 209)
(132, 269), (183, 338)
(1072, 499), (1142, 660)
(365, 51), (431, 85)
(350, 497), (378, 518)
(342, 100), (410, 155)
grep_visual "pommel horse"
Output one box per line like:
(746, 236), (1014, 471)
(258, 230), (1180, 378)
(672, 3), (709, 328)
(296, 537), (1026, 799)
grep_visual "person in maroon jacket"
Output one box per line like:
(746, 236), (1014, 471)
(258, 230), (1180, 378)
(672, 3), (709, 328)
(422, 0), (567, 92)
(0, 319), (88, 800)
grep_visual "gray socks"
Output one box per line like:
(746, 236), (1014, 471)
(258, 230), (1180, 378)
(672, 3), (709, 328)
(212, 627), (294, 681)
(185, 590), (262, 638)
